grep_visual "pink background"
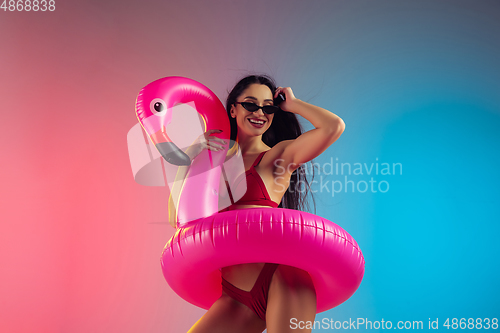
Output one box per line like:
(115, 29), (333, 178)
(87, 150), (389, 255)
(3, 1), (327, 331)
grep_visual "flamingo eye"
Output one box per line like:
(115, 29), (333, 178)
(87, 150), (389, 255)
(150, 98), (166, 116)
(154, 102), (164, 111)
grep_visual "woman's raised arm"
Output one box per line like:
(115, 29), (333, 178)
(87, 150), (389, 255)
(274, 87), (345, 174)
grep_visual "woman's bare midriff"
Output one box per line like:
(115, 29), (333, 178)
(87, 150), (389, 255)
(219, 149), (291, 292)
(220, 204), (274, 292)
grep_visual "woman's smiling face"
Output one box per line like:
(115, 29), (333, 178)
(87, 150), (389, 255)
(230, 83), (275, 135)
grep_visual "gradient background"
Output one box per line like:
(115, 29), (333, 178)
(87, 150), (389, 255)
(1, 0), (499, 332)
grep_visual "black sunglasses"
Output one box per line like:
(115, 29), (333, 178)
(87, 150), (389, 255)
(235, 102), (279, 114)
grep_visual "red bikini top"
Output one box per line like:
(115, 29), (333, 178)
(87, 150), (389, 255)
(220, 150), (280, 212)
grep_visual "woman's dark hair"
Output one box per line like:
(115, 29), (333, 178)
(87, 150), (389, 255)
(226, 75), (316, 214)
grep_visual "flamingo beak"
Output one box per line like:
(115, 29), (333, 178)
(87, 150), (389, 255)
(150, 128), (191, 166)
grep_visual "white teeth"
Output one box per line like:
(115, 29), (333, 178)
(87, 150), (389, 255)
(249, 119), (264, 125)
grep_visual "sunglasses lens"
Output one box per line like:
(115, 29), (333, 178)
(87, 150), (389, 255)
(241, 102), (259, 112)
(262, 106), (278, 114)
(239, 102), (278, 114)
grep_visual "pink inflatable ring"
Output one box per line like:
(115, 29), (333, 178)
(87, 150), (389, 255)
(135, 76), (364, 314)
(161, 208), (364, 313)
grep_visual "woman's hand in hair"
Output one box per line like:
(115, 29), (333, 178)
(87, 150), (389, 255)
(274, 86), (298, 113)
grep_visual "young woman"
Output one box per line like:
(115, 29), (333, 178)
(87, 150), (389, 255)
(172, 75), (345, 333)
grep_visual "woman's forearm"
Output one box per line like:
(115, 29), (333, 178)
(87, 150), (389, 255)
(288, 99), (345, 131)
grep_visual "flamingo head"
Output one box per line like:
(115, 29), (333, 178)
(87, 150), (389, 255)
(135, 78), (192, 166)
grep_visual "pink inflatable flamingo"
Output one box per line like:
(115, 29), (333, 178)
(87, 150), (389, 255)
(135, 77), (364, 313)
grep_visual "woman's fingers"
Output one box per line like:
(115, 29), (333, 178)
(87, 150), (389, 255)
(274, 87), (282, 98)
(210, 137), (227, 150)
(211, 137), (227, 145)
(207, 129), (223, 134)
(199, 129), (226, 151)
(206, 139), (226, 151)
(207, 130), (227, 145)
(275, 86), (294, 100)
(205, 141), (224, 151)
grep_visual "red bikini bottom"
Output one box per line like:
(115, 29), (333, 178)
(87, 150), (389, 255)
(221, 263), (279, 321)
